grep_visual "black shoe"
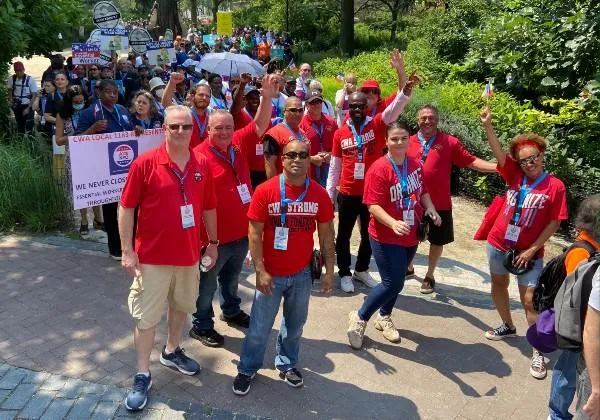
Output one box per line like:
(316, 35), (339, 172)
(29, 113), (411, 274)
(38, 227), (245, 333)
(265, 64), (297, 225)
(279, 368), (304, 388)
(221, 311), (250, 328)
(189, 327), (224, 347)
(232, 372), (255, 396)
(93, 219), (105, 231)
(80, 224), (89, 236)
(110, 251), (122, 261)
(405, 269), (415, 278)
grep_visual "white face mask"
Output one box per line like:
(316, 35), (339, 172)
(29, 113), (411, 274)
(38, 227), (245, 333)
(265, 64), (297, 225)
(155, 89), (165, 99)
(73, 103), (85, 111)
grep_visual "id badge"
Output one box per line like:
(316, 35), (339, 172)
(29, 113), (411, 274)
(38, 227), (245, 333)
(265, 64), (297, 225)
(403, 209), (415, 226)
(505, 224), (521, 243)
(274, 226), (289, 250)
(180, 204), (195, 229)
(255, 144), (264, 156)
(237, 183), (251, 204)
(354, 163), (365, 180)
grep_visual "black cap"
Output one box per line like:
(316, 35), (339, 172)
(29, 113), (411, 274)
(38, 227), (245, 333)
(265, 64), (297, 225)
(306, 90), (323, 103)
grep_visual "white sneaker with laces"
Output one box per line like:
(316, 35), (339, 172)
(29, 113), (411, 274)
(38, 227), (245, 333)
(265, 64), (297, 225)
(353, 271), (379, 288)
(530, 350), (547, 379)
(347, 311), (366, 349)
(374, 314), (401, 343)
(340, 275), (354, 293)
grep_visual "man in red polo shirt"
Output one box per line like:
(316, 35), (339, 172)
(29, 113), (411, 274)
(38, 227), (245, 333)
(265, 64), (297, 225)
(118, 105), (218, 412)
(232, 139), (335, 396)
(326, 72), (415, 294)
(162, 72), (212, 149)
(189, 75), (279, 348)
(300, 90), (337, 187)
(406, 104), (496, 293)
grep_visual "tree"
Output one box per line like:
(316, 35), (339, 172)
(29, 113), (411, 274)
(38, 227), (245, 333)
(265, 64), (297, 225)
(210, 0), (228, 26)
(156, 0), (183, 36)
(371, 0), (413, 41)
(340, 0), (354, 56)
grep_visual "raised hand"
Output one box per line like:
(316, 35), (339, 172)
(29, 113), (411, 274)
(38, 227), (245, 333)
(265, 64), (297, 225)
(390, 48), (405, 71)
(480, 106), (492, 125)
(260, 74), (278, 99)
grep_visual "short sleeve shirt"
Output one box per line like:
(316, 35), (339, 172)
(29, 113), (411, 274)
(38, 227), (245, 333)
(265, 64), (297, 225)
(589, 270), (599, 311)
(300, 114), (337, 181)
(7, 75), (38, 105)
(263, 123), (311, 175)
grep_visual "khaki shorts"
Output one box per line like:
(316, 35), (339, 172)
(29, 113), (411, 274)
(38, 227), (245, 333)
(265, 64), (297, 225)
(128, 264), (200, 330)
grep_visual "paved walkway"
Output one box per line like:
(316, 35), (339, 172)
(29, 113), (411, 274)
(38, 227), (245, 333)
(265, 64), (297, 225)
(0, 198), (564, 419)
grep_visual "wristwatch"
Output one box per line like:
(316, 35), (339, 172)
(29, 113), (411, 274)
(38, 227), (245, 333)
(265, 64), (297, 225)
(208, 239), (220, 246)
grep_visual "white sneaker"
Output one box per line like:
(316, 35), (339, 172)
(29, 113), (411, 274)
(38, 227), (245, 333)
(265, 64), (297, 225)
(347, 311), (366, 349)
(353, 271), (379, 288)
(530, 350), (547, 379)
(374, 314), (401, 343)
(340, 275), (354, 293)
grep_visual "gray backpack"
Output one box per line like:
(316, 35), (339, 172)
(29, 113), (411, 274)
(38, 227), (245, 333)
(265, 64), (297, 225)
(554, 253), (599, 351)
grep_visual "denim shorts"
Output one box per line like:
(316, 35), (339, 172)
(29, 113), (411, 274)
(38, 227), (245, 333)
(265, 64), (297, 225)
(486, 243), (543, 288)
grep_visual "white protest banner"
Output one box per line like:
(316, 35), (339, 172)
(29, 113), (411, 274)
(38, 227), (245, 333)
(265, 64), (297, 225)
(129, 28), (153, 54)
(68, 129), (164, 210)
(164, 29), (174, 41)
(72, 43), (101, 65)
(146, 40), (175, 65)
(100, 28), (129, 51)
(93, 1), (120, 29)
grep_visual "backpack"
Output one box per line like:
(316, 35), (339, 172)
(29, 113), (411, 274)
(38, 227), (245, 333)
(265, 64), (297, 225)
(554, 253), (600, 351)
(532, 240), (596, 313)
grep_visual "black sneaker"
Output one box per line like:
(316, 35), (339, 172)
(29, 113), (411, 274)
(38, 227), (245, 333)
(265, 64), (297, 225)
(485, 322), (517, 341)
(189, 327), (224, 347)
(232, 372), (255, 396)
(159, 346), (201, 375)
(80, 224), (89, 236)
(221, 311), (250, 328)
(279, 368), (304, 388)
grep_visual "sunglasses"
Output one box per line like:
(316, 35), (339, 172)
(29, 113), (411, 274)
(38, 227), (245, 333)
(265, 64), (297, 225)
(361, 88), (380, 95)
(285, 107), (304, 113)
(349, 103), (366, 110)
(167, 124), (193, 131)
(518, 152), (541, 167)
(283, 151), (310, 160)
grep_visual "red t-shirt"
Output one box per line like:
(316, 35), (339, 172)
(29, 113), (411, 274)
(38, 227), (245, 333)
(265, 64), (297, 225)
(233, 110), (275, 172)
(363, 155), (427, 246)
(189, 109), (209, 149)
(233, 108), (253, 131)
(121, 144), (217, 265)
(247, 176), (334, 276)
(331, 114), (387, 196)
(407, 131), (476, 210)
(194, 126), (257, 244)
(487, 157), (568, 255)
(263, 123), (311, 175)
(299, 114), (337, 180)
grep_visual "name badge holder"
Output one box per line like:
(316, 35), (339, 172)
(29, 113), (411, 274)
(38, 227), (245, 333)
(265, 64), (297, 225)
(275, 175), (310, 251)
(504, 171), (548, 246)
(170, 167), (195, 229)
(210, 145), (251, 204)
(312, 122), (329, 186)
(387, 154), (415, 226)
(349, 119), (368, 180)
(255, 143), (264, 156)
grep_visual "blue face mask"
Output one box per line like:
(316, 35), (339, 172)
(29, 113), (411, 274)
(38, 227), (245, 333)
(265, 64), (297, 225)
(73, 103), (84, 111)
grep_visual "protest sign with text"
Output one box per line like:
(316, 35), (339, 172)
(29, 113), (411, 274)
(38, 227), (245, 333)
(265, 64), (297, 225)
(72, 44), (101, 65)
(202, 34), (216, 46)
(100, 28), (129, 51)
(68, 129), (164, 210)
(146, 40), (175, 65)
(216, 11), (233, 36)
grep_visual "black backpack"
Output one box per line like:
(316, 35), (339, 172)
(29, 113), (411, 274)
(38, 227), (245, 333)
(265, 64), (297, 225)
(532, 240), (596, 313)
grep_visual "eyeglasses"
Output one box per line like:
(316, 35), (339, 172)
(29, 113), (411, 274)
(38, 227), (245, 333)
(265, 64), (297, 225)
(285, 107), (304, 113)
(518, 153), (541, 167)
(349, 103), (366, 110)
(283, 151), (309, 160)
(361, 88), (380, 95)
(167, 124), (193, 131)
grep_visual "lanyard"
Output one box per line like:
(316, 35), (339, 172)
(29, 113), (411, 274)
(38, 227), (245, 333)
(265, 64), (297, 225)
(212, 95), (227, 109)
(279, 175), (310, 227)
(71, 112), (80, 131)
(140, 117), (151, 129)
(512, 172), (548, 223)
(191, 108), (207, 138)
(386, 153), (411, 209)
(370, 106), (377, 118)
(283, 121), (307, 142)
(169, 167), (189, 205)
(56, 91), (63, 101)
(417, 131), (437, 164)
(311, 122), (325, 151)
(96, 101), (124, 130)
(209, 145), (242, 184)
(348, 119), (368, 162)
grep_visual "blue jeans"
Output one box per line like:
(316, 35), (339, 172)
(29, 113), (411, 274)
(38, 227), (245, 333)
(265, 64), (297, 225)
(358, 238), (417, 321)
(237, 266), (312, 376)
(192, 238), (248, 330)
(549, 349), (580, 420)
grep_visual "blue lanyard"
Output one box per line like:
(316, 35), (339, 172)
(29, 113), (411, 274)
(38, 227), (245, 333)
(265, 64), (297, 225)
(209, 145), (242, 184)
(56, 91), (63, 101)
(417, 131), (437, 164)
(96, 102), (124, 131)
(212, 95), (227, 109)
(192, 108), (207, 138)
(386, 154), (411, 209)
(283, 121), (307, 142)
(370, 106), (377, 118)
(140, 118), (151, 129)
(311, 122), (325, 150)
(513, 171), (548, 223)
(279, 175), (310, 227)
(348, 119), (368, 162)
(71, 112), (80, 131)
(170, 167), (189, 205)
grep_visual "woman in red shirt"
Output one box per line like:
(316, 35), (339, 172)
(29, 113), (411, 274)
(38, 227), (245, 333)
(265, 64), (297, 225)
(347, 122), (441, 349)
(480, 107), (568, 379)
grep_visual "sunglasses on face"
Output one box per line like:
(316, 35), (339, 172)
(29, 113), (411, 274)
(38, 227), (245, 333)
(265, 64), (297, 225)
(285, 107), (304, 113)
(349, 103), (366, 110)
(518, 152), (541, 167)
(167, 124), (193, 131)
(283, 151), (309, 160)
(361, 88), (380, 95)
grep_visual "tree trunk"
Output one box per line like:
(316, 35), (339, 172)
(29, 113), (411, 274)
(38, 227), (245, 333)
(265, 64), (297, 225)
(390, 9), (399, 41)
(190, 0), (198, 27)
(156, 0), (182, 36)
(340, 0), (354, 56)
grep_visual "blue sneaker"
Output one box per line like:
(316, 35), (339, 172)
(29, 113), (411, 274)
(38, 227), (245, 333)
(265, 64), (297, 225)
(159, 346), (201, 376)
(125, 373), (152, 411)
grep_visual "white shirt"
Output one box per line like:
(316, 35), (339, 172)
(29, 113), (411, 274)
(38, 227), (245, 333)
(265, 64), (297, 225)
(590, 269), (599, 311)
(7, 74), (38, 105)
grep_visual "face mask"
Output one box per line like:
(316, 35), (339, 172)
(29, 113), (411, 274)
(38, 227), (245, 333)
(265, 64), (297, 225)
(73, 103), (84, 111)
(155, 89), (165, 99)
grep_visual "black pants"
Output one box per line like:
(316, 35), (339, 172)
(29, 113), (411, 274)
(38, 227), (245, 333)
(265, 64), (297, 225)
(250, 170), (267, 190)
(102, 202), (121, 256)
(13, 105), (34, 134)
(335, 193), (371, 277)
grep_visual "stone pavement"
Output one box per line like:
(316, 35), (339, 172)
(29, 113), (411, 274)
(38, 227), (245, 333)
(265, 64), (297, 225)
(0, 197), (566, 419)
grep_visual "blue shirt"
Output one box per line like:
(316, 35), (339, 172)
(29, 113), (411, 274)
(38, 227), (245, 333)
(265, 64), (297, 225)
(75, 102), (133, 135)
(131, 113), (164, 129)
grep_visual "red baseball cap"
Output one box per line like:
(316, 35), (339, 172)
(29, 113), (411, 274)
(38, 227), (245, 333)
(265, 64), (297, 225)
(13, 61), (25, 71)
(360, 80), (381, 91)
